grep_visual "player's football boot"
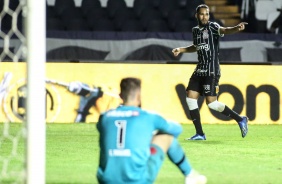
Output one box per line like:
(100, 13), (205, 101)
(185, 169), (207, 184)
(185, 134), (206, 141)
(238, 116), (248, 138)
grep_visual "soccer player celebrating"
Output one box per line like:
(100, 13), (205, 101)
(96, 77), (207, 184)
(172, 4), (248, 140)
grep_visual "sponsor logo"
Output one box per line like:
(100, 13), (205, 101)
(196, 43), (210, 51)
(196, 69), (208, 73)
(176, 83), (281, 122)
(203, 30), (209, 39)
(109, 149), (131, 157)
(107, 110), (139, 117)
(2, 78), (61, 122)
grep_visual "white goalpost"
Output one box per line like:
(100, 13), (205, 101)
(26, 0), (46, 183)
(0, 0), (46, 183)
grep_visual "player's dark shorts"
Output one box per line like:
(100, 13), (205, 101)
(186, 74), (220, 96)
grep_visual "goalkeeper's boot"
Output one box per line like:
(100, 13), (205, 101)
(185, 134), (206, 141)
(238, 116), (248, 138)
(185, 169), (207, 184)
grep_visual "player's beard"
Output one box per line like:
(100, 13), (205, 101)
(198, 19), (208, 27)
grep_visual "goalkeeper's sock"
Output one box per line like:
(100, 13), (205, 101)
(221, 105), (243, 123)
(189, 109), (204, 135)
(167, 138), (192, 176)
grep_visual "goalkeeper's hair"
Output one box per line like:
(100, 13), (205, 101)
(120, 77), (141, 103)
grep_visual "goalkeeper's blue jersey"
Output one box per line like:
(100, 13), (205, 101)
(96, 105), (182, 184)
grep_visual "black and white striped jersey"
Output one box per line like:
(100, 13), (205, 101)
(192, 21), (224, 77)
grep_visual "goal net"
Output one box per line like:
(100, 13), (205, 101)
(0, 0), (45, 183)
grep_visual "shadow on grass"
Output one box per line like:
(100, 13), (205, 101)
(183, 140), (224, 145)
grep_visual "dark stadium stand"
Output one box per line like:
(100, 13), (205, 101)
(106, 0), (128, 19)
(47, 18), (65, 31)
(0, 0), (278, 33)
(61, 7), (84, 25)
(80, 0), (102, 16)
(53, 0), (76, 17)
(158, 0), (178, 19)
(113, 7), (136, 31)
(46, 0), (267, 33)
(46, 0), (208, 32)
(139, 8), (163, 29)
(146, 20), (170, 32)
(65, 18), (90, 31)
(174, 19), (197, 32)
(90, 18), (116, 31)
(120, 19), (144, 32)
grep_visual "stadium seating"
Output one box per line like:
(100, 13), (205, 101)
(178, 0), (188, 9)
(43, 0), (205, 32)
(47, 6), (57, 19)
(81, 0), (102, 16)
(120, 19), (144, 32)
(174, 19), (197, 32)
(133, 0), (150, 18)
(86, 7), (107, 18)
(53, 0), (76, 17)
(146, 20), (170, 32)
(113, 7), (136, 30)
(90, 18), (116, 31)
(107, 0), (127, 19)
(158, 0), (178, 19)
(167, 9), (190, 31)
(65, 18), (90, 31)
(47, 18), (65, 31)
(60, 7), (84, 25)
(148, 0), (161, 9)
(85, 8), (108, 26)
(4, 0), (278, 33)
(139, 8), (163, 28)
(41, 0), (206, 32)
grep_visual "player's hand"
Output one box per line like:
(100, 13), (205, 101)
(237, 22), (248, 31)
(172, 48), (181, 56)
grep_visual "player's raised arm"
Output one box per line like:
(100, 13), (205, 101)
(220, 22), (248, 35)
(172, 45), (197, 56)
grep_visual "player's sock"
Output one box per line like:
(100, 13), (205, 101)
(221, 105), (243, 122)
(190, 109), (204, 135)
(167, 138), (192, 176)
(207, 101), (243, 123)
(186, 98), (204, 135)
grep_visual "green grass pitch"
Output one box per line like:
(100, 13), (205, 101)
(1, 123), (282, 184)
